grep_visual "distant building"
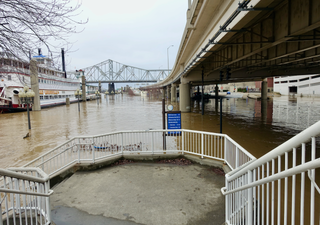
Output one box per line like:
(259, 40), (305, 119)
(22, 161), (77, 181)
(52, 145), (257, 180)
(198, 78), (273, 93)
(273, 75), (320, 97)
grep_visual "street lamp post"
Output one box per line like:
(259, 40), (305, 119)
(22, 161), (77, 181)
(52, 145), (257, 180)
(167, 45), (173, 74)
(19, 86), (35, 130)
(95, 90), (100, 105)
(74, 89), (82, 112)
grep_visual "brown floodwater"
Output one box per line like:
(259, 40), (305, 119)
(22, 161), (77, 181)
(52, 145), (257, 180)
(0, 94), (320, 168)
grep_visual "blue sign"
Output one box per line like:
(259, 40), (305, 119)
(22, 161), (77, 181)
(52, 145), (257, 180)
(167, 113), (181, 134)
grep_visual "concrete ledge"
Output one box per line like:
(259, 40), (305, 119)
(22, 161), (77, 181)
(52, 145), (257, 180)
(123, 153), (181, 161)
(49, 153), (229, 188)
(183, 154), (232, 174)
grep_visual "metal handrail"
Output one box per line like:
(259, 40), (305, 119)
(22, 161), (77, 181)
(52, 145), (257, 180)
(23, 129), (255, 176)
(221, 158), (320, 195)
(227, 120), (320, 181)
(0, 168), (48, 183)
(0, 188), (53, 197)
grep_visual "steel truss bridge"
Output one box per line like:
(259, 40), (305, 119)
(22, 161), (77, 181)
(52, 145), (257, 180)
(70, 59), (170, 84)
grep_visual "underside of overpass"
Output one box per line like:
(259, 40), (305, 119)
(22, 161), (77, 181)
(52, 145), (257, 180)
(153, 0), (320, 87)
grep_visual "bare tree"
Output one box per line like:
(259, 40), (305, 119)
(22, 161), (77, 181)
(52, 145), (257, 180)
(0, 0), (87, 62)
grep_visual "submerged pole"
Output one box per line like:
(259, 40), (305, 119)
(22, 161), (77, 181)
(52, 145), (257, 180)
(27, 104), (31, 130)
(162, 87), (166, 150)
(201, 67), (204, 115)
(220, 97), (222, 133)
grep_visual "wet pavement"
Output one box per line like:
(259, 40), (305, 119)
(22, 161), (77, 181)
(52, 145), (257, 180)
(50, 162), (225, 225)
(52, 206), (142, 225)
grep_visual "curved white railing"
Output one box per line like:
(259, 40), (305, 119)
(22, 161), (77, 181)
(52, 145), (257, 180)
(2, 123), (319, 225)
(0, 168), (52, 225)
(23, 129), (255, 178)
(222, 120), (320, 225)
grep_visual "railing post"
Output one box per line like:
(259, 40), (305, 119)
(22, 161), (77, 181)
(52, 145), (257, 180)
(225, 175), (229, 224)
(201, 133), (204, 158)
(77, 138), (80, 163)
(182, 130), (184, 155)
(45, 181), (51, 223)
(36, 182), (41, 218)
(236, 146), (239, 169)
(92, 138), (95, 164)
(310, 137), (316, 225)
(121, 133), (124, 155)
(151, 132), (154, 155)
(247, 170), (253, 225)
(224, 136), (227, 163)
(0, 202), (3, 225)
(14, 178), (21, 215)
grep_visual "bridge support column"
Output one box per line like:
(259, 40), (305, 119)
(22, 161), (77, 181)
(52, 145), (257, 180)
(261, 78), (268, 100)
(167, 86), (171, 100)
(171, 84), (177, 102)
(108, 83), (115, 94)
(81, 75), (86, 101)
(30, 59), (41, 111)
(99, 81), (101, 93)
(179, 83), (190, 112)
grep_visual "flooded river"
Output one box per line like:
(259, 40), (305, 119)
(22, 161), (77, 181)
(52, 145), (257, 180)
(0, 94), (320, 168)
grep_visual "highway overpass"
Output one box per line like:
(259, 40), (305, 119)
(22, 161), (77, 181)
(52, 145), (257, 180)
(149, 0), (320, 88)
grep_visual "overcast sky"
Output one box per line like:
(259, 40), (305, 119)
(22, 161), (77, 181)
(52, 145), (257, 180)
(64, 0), (188, 73)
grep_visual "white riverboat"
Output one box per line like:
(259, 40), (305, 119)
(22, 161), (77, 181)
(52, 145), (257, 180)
(0, 53), (80, 113)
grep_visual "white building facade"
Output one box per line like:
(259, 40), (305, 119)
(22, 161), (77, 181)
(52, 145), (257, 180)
(274, 74), (320, 97)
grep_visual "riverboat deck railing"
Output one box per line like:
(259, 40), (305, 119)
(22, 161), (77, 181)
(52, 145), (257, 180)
(0, 167), (52, 225)
(221, 120), (320, 225)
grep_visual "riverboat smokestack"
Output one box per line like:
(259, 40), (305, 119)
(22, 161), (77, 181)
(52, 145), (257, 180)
(61, 48), (66, 78)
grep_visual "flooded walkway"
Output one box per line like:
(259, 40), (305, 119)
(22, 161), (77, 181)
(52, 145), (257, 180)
(1, 94), (320, 168)
(50, 162), (225, 225)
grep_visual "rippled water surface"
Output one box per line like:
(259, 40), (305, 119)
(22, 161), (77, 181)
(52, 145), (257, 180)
(1, 94), (320, 168)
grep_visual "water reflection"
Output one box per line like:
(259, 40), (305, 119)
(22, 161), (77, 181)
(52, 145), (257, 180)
(193, 96), (320, 131)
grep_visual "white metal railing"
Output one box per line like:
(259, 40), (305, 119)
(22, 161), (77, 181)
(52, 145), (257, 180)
(1, 129), (255, 225)
(0, 168), (52, 225)
(3, 123), (320, 225)
(23, 129), (255, 178)
(222, 120), (320, 225)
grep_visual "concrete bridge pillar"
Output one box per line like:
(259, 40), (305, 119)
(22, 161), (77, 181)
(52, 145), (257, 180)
(179, 82), (190, 113)
(81, 75), (86, 101)
(261, 78), (268, 100)
(108, 83), (115, 94)
(99, 81), (101, 93)
(167, 85), (171, 100)
(162, 87), (166, 100)
(171, 84), (177, 102)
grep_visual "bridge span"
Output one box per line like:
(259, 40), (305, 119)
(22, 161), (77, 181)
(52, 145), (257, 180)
(145, 0), (320, 112)
(68, 59), (170, 84)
